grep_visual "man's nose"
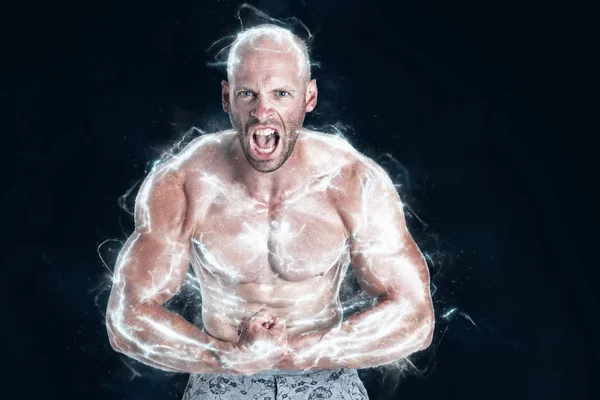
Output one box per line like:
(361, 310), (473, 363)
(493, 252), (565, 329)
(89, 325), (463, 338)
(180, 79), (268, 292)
(250, 95), (274, 122)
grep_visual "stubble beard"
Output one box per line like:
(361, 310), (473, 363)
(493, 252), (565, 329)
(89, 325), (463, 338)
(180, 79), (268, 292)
(230, 114), (304, 174)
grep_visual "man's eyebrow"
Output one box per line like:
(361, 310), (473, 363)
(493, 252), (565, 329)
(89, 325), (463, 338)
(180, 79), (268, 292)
(274, 87), (297, 93)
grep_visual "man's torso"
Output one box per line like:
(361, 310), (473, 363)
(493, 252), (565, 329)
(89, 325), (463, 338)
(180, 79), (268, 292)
(175, 130), (362, 342)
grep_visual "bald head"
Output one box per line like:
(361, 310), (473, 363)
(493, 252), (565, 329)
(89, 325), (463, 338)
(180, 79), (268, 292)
(221, 24), (318, 173)
(226, 24), (311, 84)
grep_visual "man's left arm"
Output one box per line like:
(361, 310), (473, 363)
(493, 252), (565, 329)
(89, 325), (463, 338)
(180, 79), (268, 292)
(279, 160), (435, 370)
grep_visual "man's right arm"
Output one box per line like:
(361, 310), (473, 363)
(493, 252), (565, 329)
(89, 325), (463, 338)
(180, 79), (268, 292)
(105, 164), (283, 374)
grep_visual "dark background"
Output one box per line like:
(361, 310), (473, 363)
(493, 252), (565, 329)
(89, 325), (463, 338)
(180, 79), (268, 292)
(3, 0), (598, 399)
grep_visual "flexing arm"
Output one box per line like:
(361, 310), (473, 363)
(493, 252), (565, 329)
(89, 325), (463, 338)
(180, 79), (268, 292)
(279, 160), (435, 370)
(105, 164), (285, 374)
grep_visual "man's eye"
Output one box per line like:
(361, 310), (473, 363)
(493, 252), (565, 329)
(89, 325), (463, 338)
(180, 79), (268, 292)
(277, 91), (289, 97)
(239, 91), (253, 98)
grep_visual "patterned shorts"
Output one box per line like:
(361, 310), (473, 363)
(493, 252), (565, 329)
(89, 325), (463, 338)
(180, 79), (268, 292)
(182, 368), (369, 400)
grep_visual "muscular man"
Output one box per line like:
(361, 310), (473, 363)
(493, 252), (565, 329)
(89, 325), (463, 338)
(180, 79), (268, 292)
(106, 24), (434, 400)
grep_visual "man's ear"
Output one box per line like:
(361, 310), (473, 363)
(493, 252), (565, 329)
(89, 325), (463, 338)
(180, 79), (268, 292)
(222, 80), (231, 113)
(305, 79), (318, 113)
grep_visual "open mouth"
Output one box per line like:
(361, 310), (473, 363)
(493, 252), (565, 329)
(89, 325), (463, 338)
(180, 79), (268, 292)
(251, 128), (280, 159)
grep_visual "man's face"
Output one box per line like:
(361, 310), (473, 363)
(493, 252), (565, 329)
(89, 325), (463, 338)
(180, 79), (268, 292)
(222, 38), (317, 173)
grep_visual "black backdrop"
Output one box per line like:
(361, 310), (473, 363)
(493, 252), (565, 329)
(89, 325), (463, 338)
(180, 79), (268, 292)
(4, 0), (598, 399)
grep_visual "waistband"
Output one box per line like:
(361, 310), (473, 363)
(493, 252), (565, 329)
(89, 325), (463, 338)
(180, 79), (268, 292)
(259, 369), (323, 376)
(250, 368), (356, 377)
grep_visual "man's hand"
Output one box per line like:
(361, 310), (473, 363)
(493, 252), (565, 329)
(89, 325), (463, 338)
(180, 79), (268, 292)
(230, 309), (288, 374)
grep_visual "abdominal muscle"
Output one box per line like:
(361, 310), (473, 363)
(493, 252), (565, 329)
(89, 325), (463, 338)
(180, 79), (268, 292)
(195, 263), (347, 343)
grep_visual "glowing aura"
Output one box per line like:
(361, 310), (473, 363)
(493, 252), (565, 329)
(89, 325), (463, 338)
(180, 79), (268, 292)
(103, 18), (437, 383)
(105, 130), (434, 374)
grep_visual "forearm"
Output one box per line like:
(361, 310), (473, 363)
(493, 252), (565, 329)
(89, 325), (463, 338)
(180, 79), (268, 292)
(279, 298), (434, 370)
(107, 300), (241, 374)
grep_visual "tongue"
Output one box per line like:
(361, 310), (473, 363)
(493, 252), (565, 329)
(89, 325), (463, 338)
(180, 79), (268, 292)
(256, 134), (276, 148)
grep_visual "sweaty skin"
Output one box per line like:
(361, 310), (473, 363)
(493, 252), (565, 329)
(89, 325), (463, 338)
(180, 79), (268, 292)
(106, 27), (434, 375)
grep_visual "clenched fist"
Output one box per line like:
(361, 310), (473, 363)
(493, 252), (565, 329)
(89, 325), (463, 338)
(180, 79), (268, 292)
(232, 309), (288, 374)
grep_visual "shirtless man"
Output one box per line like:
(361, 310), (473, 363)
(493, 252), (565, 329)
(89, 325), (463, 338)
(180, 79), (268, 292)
(106, 25), (434, 399)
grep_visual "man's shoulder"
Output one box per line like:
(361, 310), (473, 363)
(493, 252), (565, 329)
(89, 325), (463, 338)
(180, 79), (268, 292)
(137, 130), (235, 196)
(302, 129), (362, 169)
(159, 130), (236, 174)
(302, 129), (383, 180)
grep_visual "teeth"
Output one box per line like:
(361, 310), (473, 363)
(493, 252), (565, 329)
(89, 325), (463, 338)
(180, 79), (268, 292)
(255, 129), (276, 136)
(256, 145), (275, 154)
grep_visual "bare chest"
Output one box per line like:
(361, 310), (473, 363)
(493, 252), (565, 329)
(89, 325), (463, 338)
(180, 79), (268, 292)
(191, 187), (349, 284)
